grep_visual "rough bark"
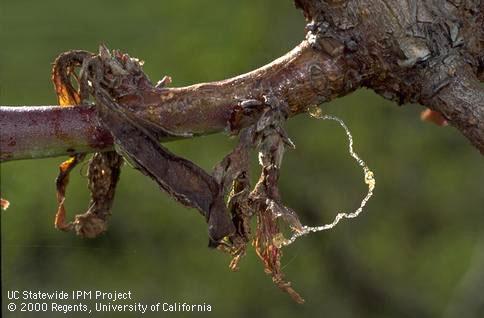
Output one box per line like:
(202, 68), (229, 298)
(295, 0), (483, 152)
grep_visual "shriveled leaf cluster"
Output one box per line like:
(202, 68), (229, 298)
(50, 46), (374, 304)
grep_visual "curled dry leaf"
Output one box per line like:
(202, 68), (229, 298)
(48, 46), (374, 304)
(213, 128), (253, 269)
(52, 50), (123, 237)
(72, 152), (123, 238)
(249, 103), (305, 303)
(55, 154), (86, 231)
(420, 108), (448, 126)
(215, 99), (305, 302)
(51, 50), (94, 106)
(251, 166), (305, 304)
(79, 46), (235, 243)
(96, 103), (235, 242)
(1, 197), (10, 210)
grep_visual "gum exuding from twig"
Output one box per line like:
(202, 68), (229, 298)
(274, 106), (376, 248)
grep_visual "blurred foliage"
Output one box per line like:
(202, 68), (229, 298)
(1, 1), (483, 317)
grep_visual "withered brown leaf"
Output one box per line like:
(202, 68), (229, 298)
(52, 50), (123, 237)
(81, 48), (235, 243)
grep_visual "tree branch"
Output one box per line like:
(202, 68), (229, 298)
(420, 60), (484, 154)
(1, 0), (483, 305)
(0, 105), (112, 161)
(1, 41), (355, 162)
(1, 0), (483, 162)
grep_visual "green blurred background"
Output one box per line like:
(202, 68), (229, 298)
(1, 1), (483, 317)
